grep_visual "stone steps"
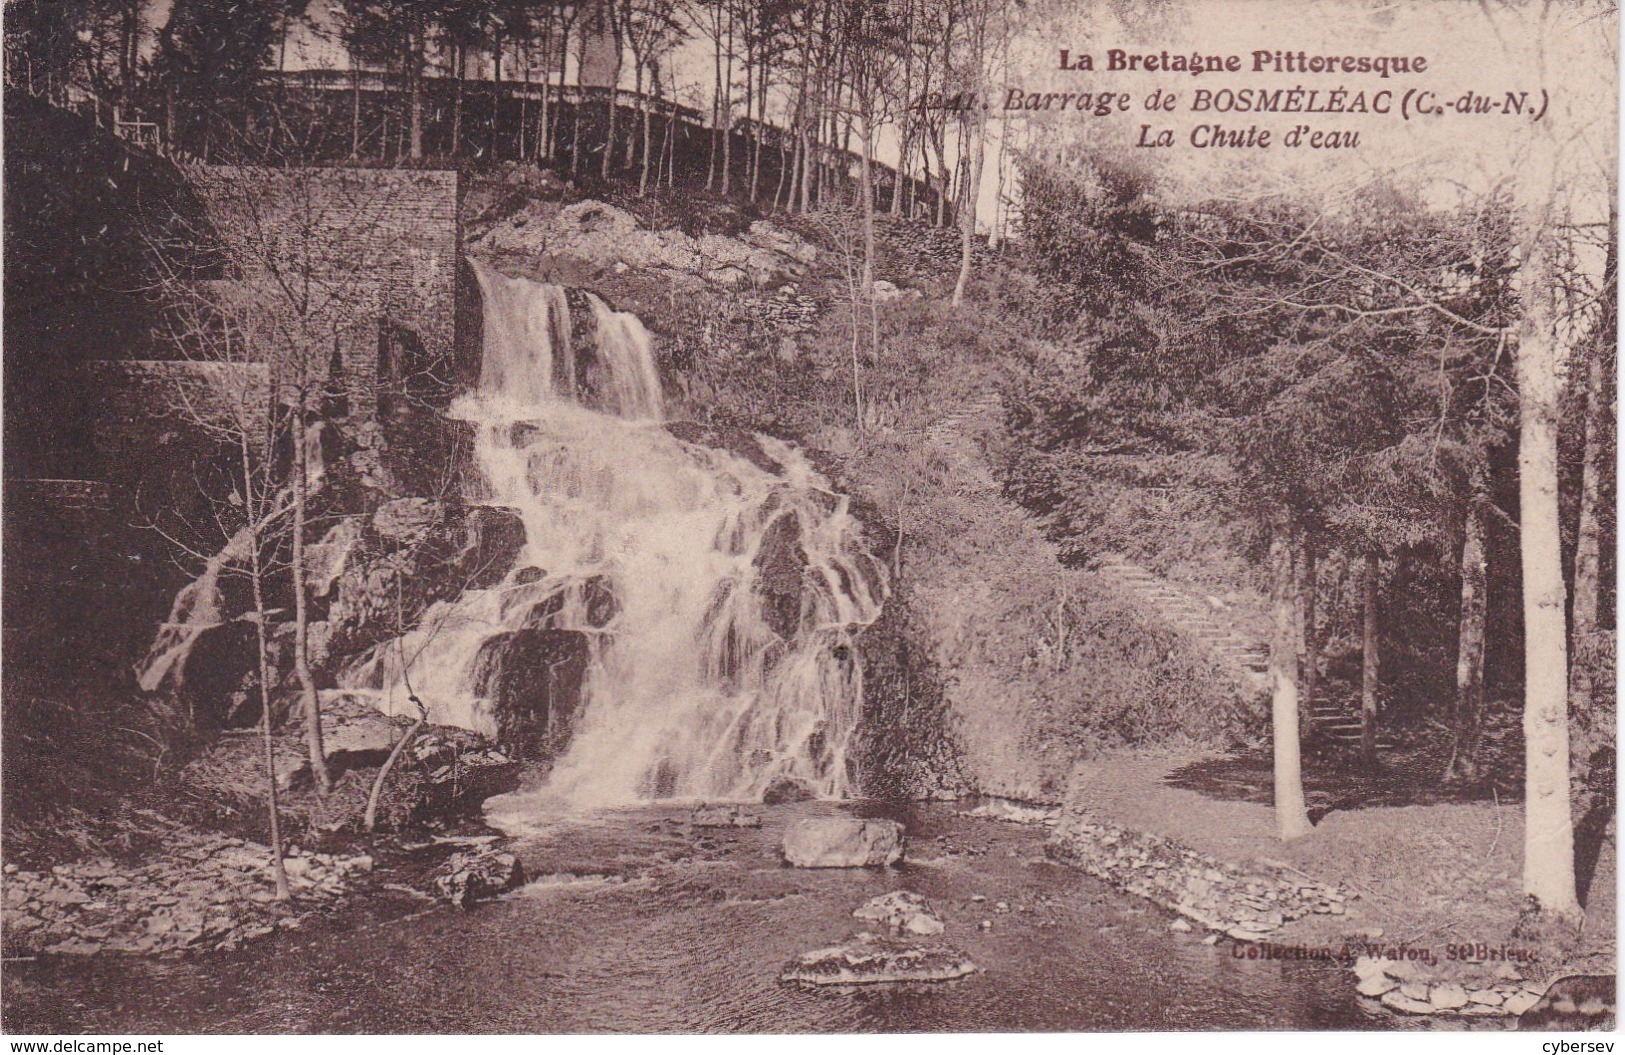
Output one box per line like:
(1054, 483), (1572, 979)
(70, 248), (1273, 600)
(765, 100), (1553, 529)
(1091, 554), (1270, 700)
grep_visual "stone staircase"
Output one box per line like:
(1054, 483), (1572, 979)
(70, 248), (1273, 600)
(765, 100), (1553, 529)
(1093, 554), (1391, 747)
(1092, 554), (1270, 701)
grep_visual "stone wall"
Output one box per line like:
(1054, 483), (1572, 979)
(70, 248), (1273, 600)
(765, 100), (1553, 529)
(182, 165), (461, 417)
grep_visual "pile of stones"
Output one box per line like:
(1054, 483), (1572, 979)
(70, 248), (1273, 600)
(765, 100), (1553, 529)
(1353, 957), (1546, 1017)
(2, 836), (374, 957)
(1046, 811), (1352, 941)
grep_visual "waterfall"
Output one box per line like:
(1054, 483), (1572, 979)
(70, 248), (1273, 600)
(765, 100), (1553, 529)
(135, 524), (255, 693)
(342, 265), (886, 807)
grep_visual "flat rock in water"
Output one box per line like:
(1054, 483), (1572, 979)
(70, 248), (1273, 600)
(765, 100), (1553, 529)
(853, 891), (945, 936)
(783, 818), (904, 868)
(782, 936), (978, 986)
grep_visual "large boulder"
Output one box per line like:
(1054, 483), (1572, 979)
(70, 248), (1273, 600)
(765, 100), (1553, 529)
(320, 499), (527, 674)
(782, 818), (905, 868)
(409, 726), (523, 818)
(433, 849), (525, 909)
(762, 776), (816, 805)
(753, 512), (808, 642)
(470, 628), (590, 760)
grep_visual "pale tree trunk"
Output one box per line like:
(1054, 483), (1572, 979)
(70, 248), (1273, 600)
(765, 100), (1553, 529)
(1270, 526), (1313, 840)
(452, 45), (464, 156)
(350, 54), (362, 158)
(950, 109), (986, 306)
(1297, 535), (1319, 739)
(720, 3), (734, 196)
(639, 72), (654, 195)
(408, 19), (424, 161)
(859, 119), (876, 293)
(1361, 551), (1379, 762)
(1570, 349), (1608, 706)
(601, 16), (621, 181)
(1518, 272), (1580, 919)
(1448, 486), (1489, 782)
(291, 404), (331, 793)
(242, 434), (289, 901)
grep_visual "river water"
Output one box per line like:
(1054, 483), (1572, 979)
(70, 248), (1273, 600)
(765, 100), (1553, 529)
(2, 800), (1401, 1033)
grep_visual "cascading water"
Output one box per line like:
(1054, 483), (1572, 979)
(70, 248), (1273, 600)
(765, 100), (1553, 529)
(342, 262), (886, 807)
(135, 526), (251, 693)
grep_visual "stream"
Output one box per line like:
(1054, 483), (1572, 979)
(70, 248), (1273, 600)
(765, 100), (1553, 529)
(2, 801), (1397, 1033)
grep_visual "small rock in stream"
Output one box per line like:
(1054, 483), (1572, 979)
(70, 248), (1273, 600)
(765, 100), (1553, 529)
(433, 849), (525, 909)
(853, 891), (945, 936)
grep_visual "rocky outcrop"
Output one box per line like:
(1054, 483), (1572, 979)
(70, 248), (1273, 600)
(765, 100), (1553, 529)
(782, 818), (905, 868)
(433, 849), (525, 909)
(317, 498), (526, 672)
(1046, 810), (1352, 940)
(268, 697), (521, 826)
(470, 628), (589, 760)
(753, 512), (809, 642)
(781, 934), (978, 986)
(408, 726), (523, 820)
(471, 199), (817, 290)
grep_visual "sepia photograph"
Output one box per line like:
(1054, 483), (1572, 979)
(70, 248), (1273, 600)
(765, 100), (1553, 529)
(0, 0), (1616, 1038)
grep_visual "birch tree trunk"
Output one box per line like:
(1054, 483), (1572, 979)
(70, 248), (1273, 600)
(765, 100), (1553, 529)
(1270, 527), (1313, 840)
(1298, 535), (1319, 733)
(291, 402), (331, 793)
(1448, 489), (1488, 782)
(1518, 262), (1580, 920)
(1361, 551), (1379, 763)
(242, 433), (289, 901)
(950, 109), (986, 306)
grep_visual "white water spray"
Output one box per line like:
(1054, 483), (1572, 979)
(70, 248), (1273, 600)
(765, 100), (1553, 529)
(343, 263), (886, 806)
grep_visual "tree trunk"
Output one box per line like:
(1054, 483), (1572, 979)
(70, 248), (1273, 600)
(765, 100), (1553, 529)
(350, 54), (362, 158)
(452, 46), (464, 157)
(492, 38), (503, 159)
(951, 111), (986, 305)
(1448, 489), (1488, 782)
(720, 5), (734, 197)
(859, 120), (876, 293)
(242, 436), (288, 901)
(639, 77), (653, 195)
(1270, 526), (1313, 840)
(1361, 550), (1379, 762)
(1298, 534), (1319, 739)
(1518, 272), (1581, 920)
(291, 406), (331, 793)
(601, 43), (620, 180)
(1570, 351), (1607, 707)
(409, 49), (424, 161)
